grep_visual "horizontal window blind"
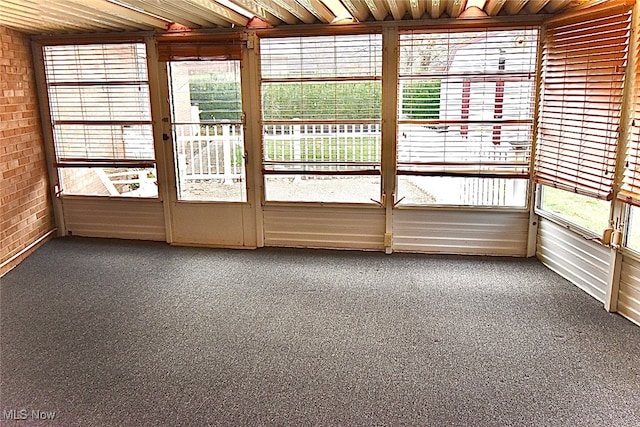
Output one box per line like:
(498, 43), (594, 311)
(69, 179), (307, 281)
(260, 34), (382, 174)
(535, 7), (631, 200)
(260, 34), (381, 80)
(157, 41), (242, 62)
(397, 29), (538, 178)
(619, 29), (640, 206)
(43, 43), (154, 166)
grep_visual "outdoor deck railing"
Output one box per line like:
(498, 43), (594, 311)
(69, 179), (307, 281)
(171, 123), (525, 205)
(174, 123), (245, 183)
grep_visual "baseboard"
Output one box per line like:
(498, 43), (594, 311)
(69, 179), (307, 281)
(0, 229), (57, 277)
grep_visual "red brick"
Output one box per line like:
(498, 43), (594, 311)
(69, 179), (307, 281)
(1, 25), (54, 273)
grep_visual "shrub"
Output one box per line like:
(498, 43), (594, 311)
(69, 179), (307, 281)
(401, 81), (441, 120)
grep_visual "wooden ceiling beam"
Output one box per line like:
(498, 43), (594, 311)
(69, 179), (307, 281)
(503, 0), (528, 15)
(224, 0), (282, 25)
(426, 0), (447, 19)
(0, 12), (70, 34)
(297, 0), (335, 23)
(447, 0), (468, 18)
(484, 0), (506, 16)
(2, 0), (130, 33)
(118, 1), (203, 28)
(182, 0), (250, 27)
(272, 0), (316, 23)
(386, 0), (408, 20)
(253, 0), (300, 24)
(156, 1), (231, 27)
(408, 0), (426, 19)
(545, 0), (572, 13)
(48, 0), (145, 31)
(362, 0), (389, 20)
(1, 0), (39, 16)
(339, 0), (371, 21)
(524, 0), (551, 13)
(67, 0), (171, 29)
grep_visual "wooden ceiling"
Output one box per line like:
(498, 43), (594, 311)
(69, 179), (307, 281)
(0, 0), (602, 35)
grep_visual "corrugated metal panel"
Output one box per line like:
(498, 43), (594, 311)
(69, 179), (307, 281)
(537, 218), (610, 302)
(0, 0), (573, 36)
(392, 209), (529, 256)
(62, 197), (165, 241)
(619, 254), (640, 326)
(263, 205), (385, 250)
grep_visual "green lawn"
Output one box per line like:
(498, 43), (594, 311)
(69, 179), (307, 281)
(541, 187), (610, 235)
(264, 137), (381, 163)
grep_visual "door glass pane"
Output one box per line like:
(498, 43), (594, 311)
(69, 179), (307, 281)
(168, 61), (246, 202)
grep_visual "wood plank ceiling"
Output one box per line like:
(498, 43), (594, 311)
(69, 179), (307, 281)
(0, 0), (602, 35)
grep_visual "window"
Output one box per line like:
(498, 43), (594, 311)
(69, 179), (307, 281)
(625, 206), (640, 251)
(397, 28), (538, 206)
(539, 185), (610, 235)
(43, 43), (156, 197)
(260, 34), (382, 203)
(535, 6), (631, 201)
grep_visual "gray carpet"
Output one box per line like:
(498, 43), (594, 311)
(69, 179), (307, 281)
(1, 237), (639, 426)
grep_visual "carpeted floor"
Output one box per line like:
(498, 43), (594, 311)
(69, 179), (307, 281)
(1, 237), (639, 426)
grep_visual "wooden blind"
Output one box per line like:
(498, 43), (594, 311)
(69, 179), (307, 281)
(535, 6), (632, 200)
(157, 42), (242, 62)
(618, 18), (640, 206)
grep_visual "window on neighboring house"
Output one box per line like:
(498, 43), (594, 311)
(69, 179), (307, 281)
(535, 6), (632, 234)
(43, 43), (156, 197)
(396, 28), (538, 206)
(260, 34), (382, 203)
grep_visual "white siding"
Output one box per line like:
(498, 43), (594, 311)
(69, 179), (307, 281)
(537, 218), (610, 302)
(62, 197), (165, 241)
(392, 209), (529, 256)
(263, 205), (385, 250)
(619, 254), (640, 326)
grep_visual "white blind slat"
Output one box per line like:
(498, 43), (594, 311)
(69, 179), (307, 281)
(397, 28), (538, 177)
(43, 43), (154, 165)
(260, 34), (382, 173)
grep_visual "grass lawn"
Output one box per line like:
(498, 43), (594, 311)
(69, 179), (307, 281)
(541, 187), (610, 235)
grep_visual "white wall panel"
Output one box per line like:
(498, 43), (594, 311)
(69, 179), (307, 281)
(169, 203), (251, 247)
(619, 254), (640, 326)
(263, 205), (385, 250)
(392, 209), (529, 256)
(62, 197), (165, 241)
(537, 218), (610, 302)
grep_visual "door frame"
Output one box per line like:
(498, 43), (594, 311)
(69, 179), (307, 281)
(151, 35), (262, 248)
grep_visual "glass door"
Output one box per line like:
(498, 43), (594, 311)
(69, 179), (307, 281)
(164, 58), (253, 247)
(169, 60), (246, 202)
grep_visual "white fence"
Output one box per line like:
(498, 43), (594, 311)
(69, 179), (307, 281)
(263, 123), (381, 168)
(173, 123), (245, 183)
(172, 123), (525, 205)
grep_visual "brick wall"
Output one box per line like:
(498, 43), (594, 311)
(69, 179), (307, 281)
(60, 168), (111, 196)
(0, 25), (55, 276)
